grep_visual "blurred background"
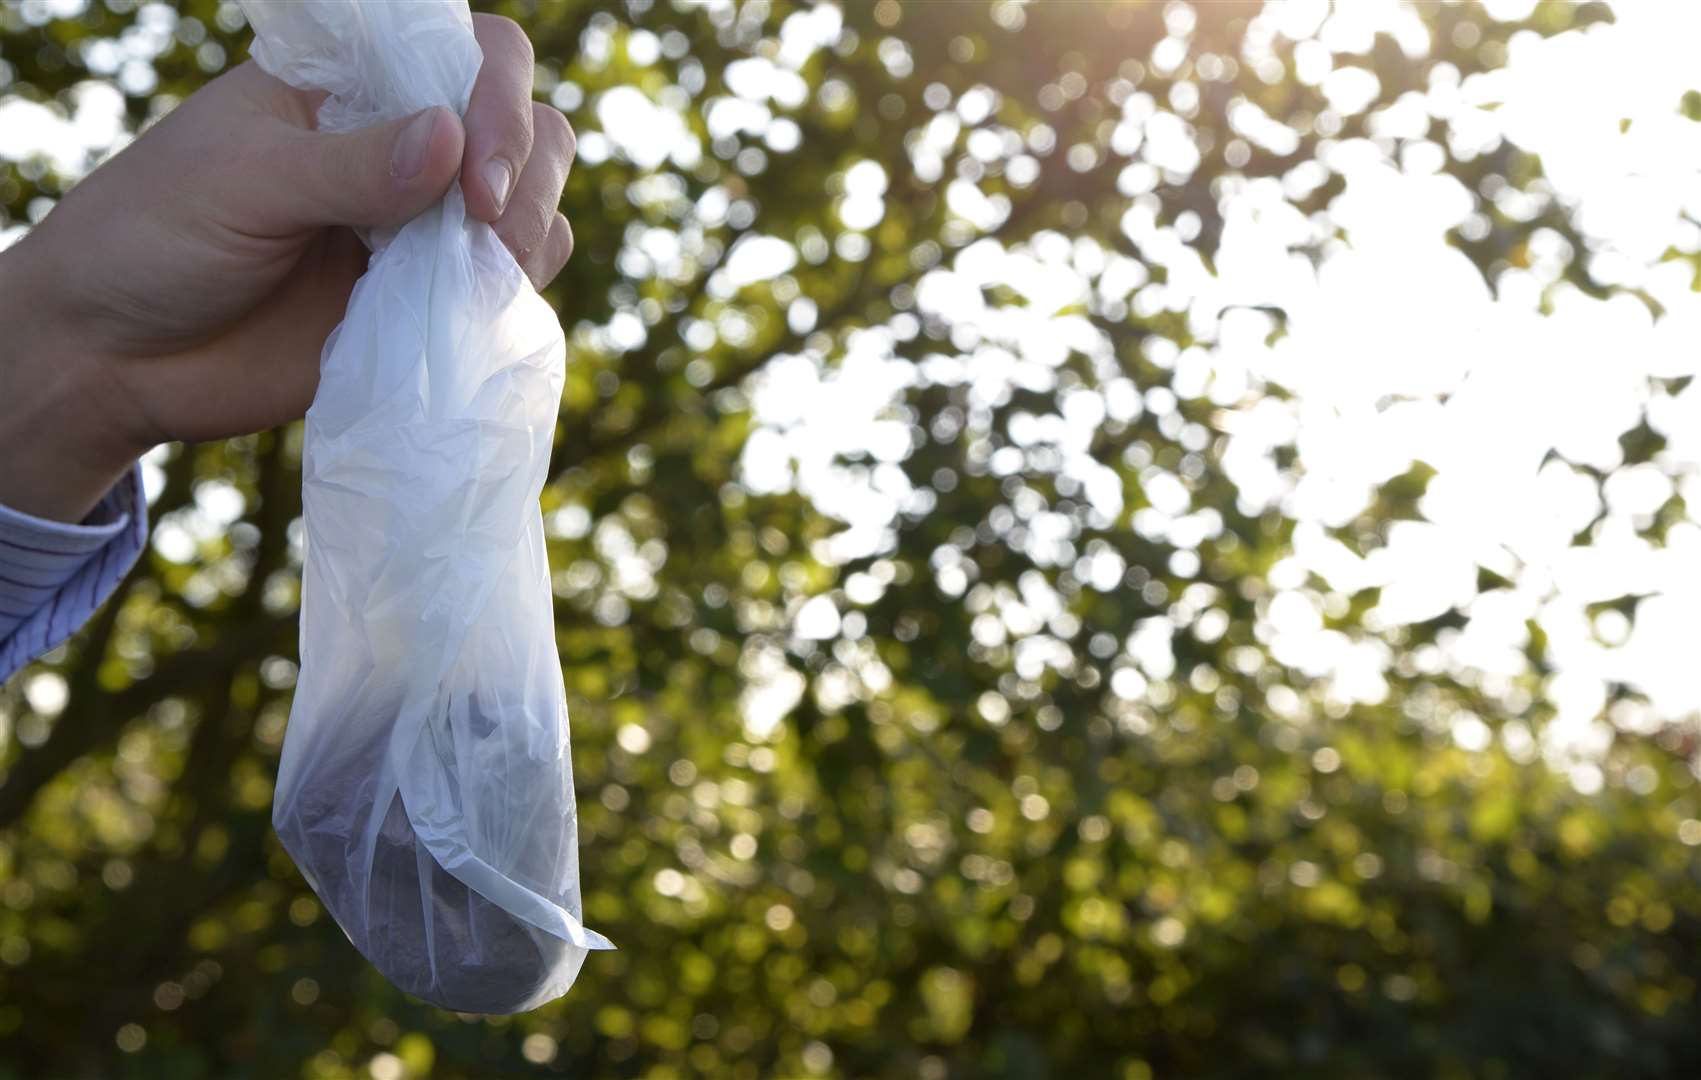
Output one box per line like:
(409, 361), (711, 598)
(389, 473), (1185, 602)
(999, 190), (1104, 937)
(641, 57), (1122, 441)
(6, 0), (1701, 1076)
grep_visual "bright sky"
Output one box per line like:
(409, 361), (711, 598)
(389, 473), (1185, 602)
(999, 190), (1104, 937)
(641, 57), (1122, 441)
(1224, 0), (1701, 785)
(6, 0), (1701, 787)
(718, 0), (1701, 779)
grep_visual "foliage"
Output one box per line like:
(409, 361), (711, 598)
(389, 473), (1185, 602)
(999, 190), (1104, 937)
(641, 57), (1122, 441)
(3, 1), (1700, 1078)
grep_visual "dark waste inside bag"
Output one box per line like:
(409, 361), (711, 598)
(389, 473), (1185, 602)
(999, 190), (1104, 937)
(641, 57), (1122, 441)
(296, 762), (590, 1014)
(241, 0), (612, 1014)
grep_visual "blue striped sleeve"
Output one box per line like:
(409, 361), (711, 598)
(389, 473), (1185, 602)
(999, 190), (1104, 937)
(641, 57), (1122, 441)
(0, 464), (147, 684)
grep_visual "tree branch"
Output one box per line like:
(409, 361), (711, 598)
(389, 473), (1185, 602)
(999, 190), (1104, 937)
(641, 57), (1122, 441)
(0, 613), (293, 829)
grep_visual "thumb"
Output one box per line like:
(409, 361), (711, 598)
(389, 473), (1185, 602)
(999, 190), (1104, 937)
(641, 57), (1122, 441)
(266, 107), (464, 231)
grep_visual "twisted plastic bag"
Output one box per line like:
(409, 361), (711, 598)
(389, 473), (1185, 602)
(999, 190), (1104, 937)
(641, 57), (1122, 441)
(240, 0), (612, 1013)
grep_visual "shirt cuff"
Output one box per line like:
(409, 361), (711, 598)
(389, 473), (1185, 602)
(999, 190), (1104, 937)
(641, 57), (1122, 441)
(0, 464), (148, 684)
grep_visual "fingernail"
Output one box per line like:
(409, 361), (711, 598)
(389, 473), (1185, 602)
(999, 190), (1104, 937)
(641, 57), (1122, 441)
(483, 159), (513, 214)
(391, 109), (438, 180)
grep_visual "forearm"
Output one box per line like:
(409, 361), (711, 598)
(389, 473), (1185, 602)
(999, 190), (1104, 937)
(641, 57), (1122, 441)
(0, 240), (141, 523)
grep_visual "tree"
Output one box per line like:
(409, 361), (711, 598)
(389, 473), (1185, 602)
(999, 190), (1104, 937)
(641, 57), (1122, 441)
(3, 1), (1699, 1077)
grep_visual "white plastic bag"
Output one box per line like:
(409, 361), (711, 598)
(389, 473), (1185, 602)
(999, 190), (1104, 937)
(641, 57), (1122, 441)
(241, 0), (612, 1013)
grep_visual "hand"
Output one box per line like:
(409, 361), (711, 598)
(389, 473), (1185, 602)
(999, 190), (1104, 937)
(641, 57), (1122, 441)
(0, 15), (576, 523)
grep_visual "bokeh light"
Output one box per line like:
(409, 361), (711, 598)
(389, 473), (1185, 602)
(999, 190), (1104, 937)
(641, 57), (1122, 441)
(5, 0), (1701, 1076)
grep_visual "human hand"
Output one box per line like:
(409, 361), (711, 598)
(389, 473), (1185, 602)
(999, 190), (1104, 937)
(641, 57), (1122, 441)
(0, 15), (576, 523)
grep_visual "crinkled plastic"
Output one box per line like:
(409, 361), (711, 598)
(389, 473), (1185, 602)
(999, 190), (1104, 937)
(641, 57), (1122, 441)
(240, 0), (612, 1013)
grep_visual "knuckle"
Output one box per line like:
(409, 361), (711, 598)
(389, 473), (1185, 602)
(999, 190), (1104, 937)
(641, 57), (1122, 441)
(532, 103), (575, 157)
(512, 24), (536, 67)
(521, 247), (547, 290)
(532, 219), (573, 290)
(496, 221), (527, 259)
(499, 212), (550, 260)
(477, 15), (534, 67)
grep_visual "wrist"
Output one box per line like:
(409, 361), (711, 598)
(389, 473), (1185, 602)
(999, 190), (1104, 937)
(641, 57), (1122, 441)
(0, 239), (145, 523)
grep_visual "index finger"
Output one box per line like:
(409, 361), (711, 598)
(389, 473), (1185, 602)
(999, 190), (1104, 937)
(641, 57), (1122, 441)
(461, 14), (536, 222)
